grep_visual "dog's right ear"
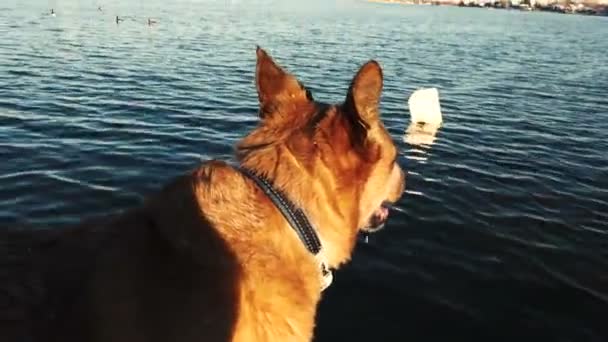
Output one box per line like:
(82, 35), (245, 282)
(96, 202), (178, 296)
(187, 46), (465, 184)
(344, 60), (383, 128)
(255, 47), (311, 118)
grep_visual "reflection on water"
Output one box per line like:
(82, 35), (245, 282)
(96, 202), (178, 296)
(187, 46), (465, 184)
(402, 122), (441, 198)
(404, 121), (441, 147)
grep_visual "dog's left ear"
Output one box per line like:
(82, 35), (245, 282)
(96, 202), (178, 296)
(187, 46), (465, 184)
(345, 60), (383, 127)
(255, 47), (312, 118)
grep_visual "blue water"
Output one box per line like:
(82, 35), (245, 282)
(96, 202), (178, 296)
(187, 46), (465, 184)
(1, 0), (608, 340)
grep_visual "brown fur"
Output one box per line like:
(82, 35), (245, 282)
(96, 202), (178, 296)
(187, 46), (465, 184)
(0, 47), (405, 342)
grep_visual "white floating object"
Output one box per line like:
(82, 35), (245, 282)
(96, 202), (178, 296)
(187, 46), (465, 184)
(407, 87), (442, 125)
(404, 88), (443, 147)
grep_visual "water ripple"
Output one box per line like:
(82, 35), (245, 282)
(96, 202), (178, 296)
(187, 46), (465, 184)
(1, 1), (608, 340)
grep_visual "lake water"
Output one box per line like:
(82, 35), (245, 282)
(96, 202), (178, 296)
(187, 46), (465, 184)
(1, 0), (607, 340)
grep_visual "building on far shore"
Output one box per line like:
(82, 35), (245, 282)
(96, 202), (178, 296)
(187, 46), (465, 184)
(530, 0), (553, 6)
(369, 0), (608, 15)
(454, 0), (607, 6)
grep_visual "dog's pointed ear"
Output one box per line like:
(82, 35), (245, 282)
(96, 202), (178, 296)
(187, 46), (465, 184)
(345, 60), (383, 126)
(255, 47), (312, 118)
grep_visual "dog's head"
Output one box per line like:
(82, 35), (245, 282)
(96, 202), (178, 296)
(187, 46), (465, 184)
(237, 47), (405, 266)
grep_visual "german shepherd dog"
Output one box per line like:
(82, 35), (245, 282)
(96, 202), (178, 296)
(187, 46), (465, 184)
(0, 47), (405, 342)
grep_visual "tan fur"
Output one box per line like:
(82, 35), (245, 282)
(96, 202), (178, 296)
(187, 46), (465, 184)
(1, 47), (405, 342)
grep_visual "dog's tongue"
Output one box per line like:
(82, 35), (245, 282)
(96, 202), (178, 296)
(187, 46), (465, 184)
(375, 206), (389, 221)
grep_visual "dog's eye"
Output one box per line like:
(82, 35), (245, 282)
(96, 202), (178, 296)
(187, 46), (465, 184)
(305, 88), (314, 101)
(298, 81), (314, 101)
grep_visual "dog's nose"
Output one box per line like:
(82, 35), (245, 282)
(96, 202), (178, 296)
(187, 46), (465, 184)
(381, 200), (393, 210)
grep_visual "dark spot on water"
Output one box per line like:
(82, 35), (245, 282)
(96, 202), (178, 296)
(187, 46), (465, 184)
(7, 69), (38, 77)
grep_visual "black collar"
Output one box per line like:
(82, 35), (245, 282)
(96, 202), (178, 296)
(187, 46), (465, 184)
(238, 166), (332, 291)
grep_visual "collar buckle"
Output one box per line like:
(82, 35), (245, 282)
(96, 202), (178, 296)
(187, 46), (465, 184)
(320, 261), (333, 291)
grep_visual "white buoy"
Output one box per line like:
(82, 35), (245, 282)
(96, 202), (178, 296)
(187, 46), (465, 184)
(407, 87), (442, 125)
(404, 88), (443, 147)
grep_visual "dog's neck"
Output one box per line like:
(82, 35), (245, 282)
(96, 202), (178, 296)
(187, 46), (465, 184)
(239, 155), (360, 270)
(237, 166), (333, 291)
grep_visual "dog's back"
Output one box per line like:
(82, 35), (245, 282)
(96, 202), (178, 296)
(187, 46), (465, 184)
(1, 216), (120, 341)
(0, 175), (240, 342)
(1, 227), (45, 342)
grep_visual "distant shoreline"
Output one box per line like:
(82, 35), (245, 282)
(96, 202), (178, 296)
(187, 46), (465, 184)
(365, 0), (608, 17)
(366, 0), (415, 4)
(367, 0), (411, 3)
